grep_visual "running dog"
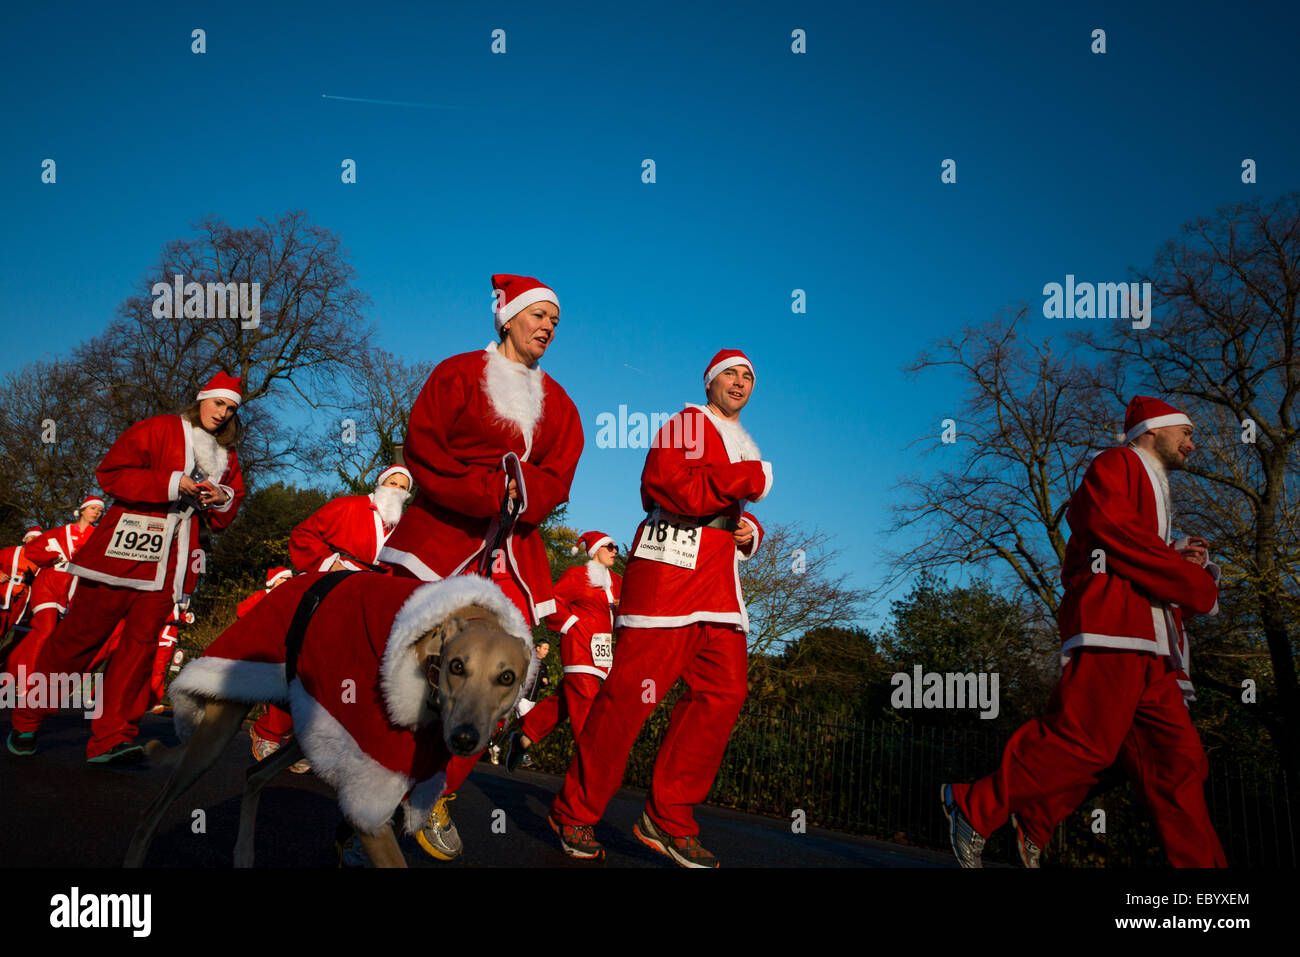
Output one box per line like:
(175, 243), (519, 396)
(124, 571), (535, 868)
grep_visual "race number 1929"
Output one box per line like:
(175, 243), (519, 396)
(104, 513), (169, 563)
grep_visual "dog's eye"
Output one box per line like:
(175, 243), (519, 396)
(498, 671), (515, 686)
(449, 659), (465, 676)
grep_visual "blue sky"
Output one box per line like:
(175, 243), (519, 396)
(2, 1), (1297, 624)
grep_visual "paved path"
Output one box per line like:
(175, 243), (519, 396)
(0, 711), (955, 868)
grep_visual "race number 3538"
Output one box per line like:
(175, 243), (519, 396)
(105, 513), (168, 563)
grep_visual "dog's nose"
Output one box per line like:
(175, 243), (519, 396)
(450, 725), (479, 754)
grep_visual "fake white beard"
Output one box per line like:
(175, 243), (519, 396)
(484, 342), (545, 439)
(191, 426), (229, 481)
(585, 559), (612, 588)
(710, 412), (761, 462)
(372, 485), (411, 527)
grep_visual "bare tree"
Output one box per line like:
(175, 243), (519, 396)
(302, 349), (434, 494)
(889, 309), (1118, 617)
(72, 211), (374, 481)
(1075, 192), (1300, 773)
(0, 359), (113, 535)
(740, 521), (870, 677)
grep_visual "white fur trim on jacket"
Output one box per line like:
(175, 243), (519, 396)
(168, 657), (288, 740)
(288, 682), (422, 835)
(189, 424), (230, 482)
(380, 575), (537, 728)
(401, 772), (449, 834)
(483, 343), (545, 453)
(585, 560), (612, 588)
(687, 403), (760, 462)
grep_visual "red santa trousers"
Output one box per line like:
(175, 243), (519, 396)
(950, 648), (1226, 868)
(11, 579), (174, 758)
(552, 623), (748, 837)
(520, 632), (602, 742)
(6, 606), (60, 684)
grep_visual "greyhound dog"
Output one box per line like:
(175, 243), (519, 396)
(124, 572), (533, 868)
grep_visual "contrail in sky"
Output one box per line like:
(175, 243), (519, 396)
(321, 94), (466, 110)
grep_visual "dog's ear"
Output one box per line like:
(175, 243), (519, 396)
(413, 616), (473, 683)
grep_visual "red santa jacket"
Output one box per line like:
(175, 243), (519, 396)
(616, 404), (771, 633)
(26, 523), (96, 615)
(169, 571), (534, 834)
(379, 344), (584, 624)
(1058, 446), (1218, 659)
(545, 562), (623, 679)
(0, 542), (40, 612)
(68, 415), (245, 601)
(289, 494), (391, 572)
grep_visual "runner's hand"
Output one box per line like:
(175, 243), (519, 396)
(733, 523), (755, 548)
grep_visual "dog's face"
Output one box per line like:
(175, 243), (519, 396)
(413, 604), (530, 757)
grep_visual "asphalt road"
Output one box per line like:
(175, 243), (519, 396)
(1, 710), (956, 868)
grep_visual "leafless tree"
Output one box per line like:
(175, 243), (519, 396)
(740, 521), (870, 676)
(888, 309), (1118, 617)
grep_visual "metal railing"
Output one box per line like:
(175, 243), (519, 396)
(529, 699), (1297, 867)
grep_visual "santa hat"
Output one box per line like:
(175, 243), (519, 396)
(22, 526), (42, 542)
(376, 465), (413, 488)
(1123, 396), (1192, 443)
(77, 496), (105, 514)
(196, 371), (242, 406)
(568, 530), (615, 557)
(704, 349), (756, 389)
(265, 567), (292, 589)
(492, 274), (559, 334)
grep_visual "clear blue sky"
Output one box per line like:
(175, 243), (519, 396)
(2, 1), (1297, 623)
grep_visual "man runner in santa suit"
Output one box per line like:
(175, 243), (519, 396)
(504, 530), (622, 771)
(942, 396), (1227, 868)
(249, 465), (413, 765)
(0, 526), (43, 649)
(6, 372), (245, 763)
(1010, 595), (1210, 867)
(378, 273), (583, 861)
(5, 498), (104, 698)
(550, 349), (773, 867)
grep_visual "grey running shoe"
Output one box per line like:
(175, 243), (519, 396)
(416, 794), (463, 860)
(941, 784), (986, 868)
(634, 810), (719, 868)
(1011, 814), (1042, 868)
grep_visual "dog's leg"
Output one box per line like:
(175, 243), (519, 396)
(357, 825), (408, 868)
(124, 700), (249, 867)
(233, 735), (305, 868)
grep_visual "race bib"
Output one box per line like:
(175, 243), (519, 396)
(104, 513), (171, 563)
(590, 633), (614, 669)
(633, 514), (702, 569)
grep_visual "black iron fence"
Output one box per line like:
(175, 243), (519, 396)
(529, 698), (1297, 867)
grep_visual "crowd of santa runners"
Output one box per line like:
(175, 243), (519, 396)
(1, 272), (1228, 868)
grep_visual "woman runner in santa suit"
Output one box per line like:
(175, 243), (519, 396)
(550, 349), (773, 867)
(376, 273), (583, 861)
(0, 526), (44, 652)
(505, 530), (621, 771)
(249, 465), (412, 767)
(5, 497), (104, 697)
(6, 373), (245, 763)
